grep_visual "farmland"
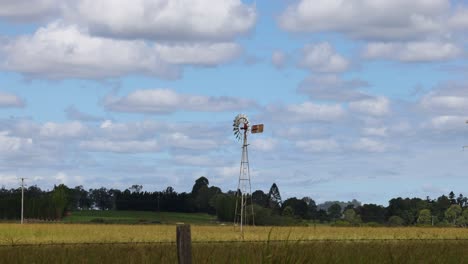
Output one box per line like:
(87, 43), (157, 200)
(2, 223), (468, 263)
(62, 210), (217, 225)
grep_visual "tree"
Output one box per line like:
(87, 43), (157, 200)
(343, 209), (361, 225)
(445, 204), (462, 224)
(89, 187), (113, 210)
(417, 209), (432, 225)
(129, 185), (143, 193)
(252, 190), (268, 207)
(212, 193), (236, 221)
(282, 206), (294, 217)
(302, 197), (317, 220)
(449, 191), (456, 205)
(191, 177), (209, 197)
(282, 197), (309, 219)
(195, 186), (221, 213)
(433, 195), (451, 221)
(51, 184), (69, 219)
(457, 194), (467, 208)
(388, 216), (404, 226)
(327, 203), (342, 221)
(458, 209), (468, 227)
(267, 183), (282, 212)
(358, 204), (386, 224)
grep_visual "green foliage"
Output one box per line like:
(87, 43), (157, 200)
(327, 203), (342, 221)
(282, 197), (308, 219)
(445, 204), (462, 224)
(267, 183), (282, 212)
(191, 176), (209, 197)
(388, 216), (405, 226)
(212, 194), (236, 222)
(194, 186), (220, 213)
(51, 184), (68, 219)
(343, 209), (361, 225)
(282, 206), (294, 217)
(417, 209), (432, 225)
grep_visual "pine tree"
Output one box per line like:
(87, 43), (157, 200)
(267, 183), (282, 212)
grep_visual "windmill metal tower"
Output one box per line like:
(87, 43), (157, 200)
(232, 114), (264, 233)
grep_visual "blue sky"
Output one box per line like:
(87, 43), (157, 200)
(1, 0), (468, 205)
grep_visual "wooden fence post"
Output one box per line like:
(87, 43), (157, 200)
(176, 224), (192, 264)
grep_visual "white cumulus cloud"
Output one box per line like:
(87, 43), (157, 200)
(279, 0), (448, 40)
(296, 139), (340, 153)
(80, 139), (160, 153)
(352, 138), (388, 152)
(349, 97), (390, 116)
(0, 22), (179, 80)
(363, 41), (462, 62)
(0, 92), (25, 108)
(69, 0), (256, 41)
(0, 0), (61, 21)
(299, 42), (349, 73)
(104, 89), (257, 114)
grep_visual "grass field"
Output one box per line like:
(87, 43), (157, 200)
(62, 210), (217, 225)
(3, 224), (468, 245)
(3, 240), (468, 264)
(4, 213), (468, 263)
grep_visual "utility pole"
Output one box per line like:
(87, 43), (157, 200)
(21, 178), (25, 224)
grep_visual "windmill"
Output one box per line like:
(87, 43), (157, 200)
(232, 114), (264, 234)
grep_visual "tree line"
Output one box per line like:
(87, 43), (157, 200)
(1, 176), (467, 227)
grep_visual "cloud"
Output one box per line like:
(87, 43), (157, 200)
(299, 43), (349, 73)
(363, 41), (462, 62)
(349, 97), (390, 116)
(296, 139), (340, 153)
(362, 127), (388, 137)
(163, 132), (220, 151)
(266, 101), (345, 123)
(154, 42), (241, 66)
(39, 121), (88, 138)
(426, 115), (467, 131)
(271, 50), (286, 69)
(448, 7), (468, 30)
(97, 120), (160, 140)
(0, 0), (61, 21)
(251, 138), (278, 152)
(422, 96), (468, 112)
(0, 22), (179, 80)
(65, 106), (104, 122)
(0, 92), (25, 108)
(173, 155), (217, 167)
(297, 75), (370, 101)
(0, 131), (33, 153)
(279, 0), (448, 40)
(419, 82), (468, 115)
(104, 89), (257, 114)
(80, 139), (160, 153)
(68, 0), (256, 41)
(352, 138), (388, 152)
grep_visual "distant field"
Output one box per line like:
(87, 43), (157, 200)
(3, 224), (468, 245)
(62, 210), (217, 225)
(3, 224), (468, 263)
